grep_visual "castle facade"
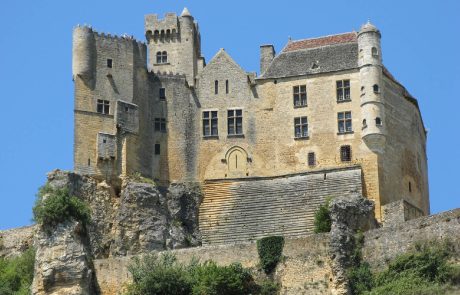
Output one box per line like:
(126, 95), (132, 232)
(72, 8), (428, 226)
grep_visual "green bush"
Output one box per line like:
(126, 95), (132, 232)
(0, 248), (35, 295)
(256, 236), (285, 274)
(313, 199), (331, 233)
(32, 184), (91, 227)
(125, 253), (270, 295)
(347, 241), (460, 295)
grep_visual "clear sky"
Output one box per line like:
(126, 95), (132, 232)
(0, 0), (459, 230)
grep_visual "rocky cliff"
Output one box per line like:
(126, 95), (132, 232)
(31, 170), (203, 295)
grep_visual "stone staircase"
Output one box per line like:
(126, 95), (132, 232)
(200, 167), (362, 245)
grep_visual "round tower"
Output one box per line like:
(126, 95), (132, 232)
(358, 21), (386, 153)
(72, 26), (96, 81)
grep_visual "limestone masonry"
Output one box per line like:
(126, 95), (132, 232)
(73, 7), (428, 230)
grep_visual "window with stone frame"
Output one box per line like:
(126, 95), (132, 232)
(159, 88), (166, 100)
(227, 109), (243, 135)
(226, 80), (229, 94)
(336, 80), (351, 101)
(203, 111), (218, 137)
(154, 118), (166, 132)
(340, 145), (352, 162)
(338, 111), (352, 133)
(215, 80), (219, 95)
(97, 99), (110, 115)
(294, 116), (308, 138)
(156, 51), (168, 64)
(106, 59), (113, 68)
(308, 152), (316, 166)
(293, 85), (307, 107)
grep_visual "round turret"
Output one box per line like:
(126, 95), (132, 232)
(72, 26), (96, 80)
(180, 7), (192, 18)
(358, 21), (386, 153)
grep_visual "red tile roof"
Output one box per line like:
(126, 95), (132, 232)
(283, 32), (357, 52)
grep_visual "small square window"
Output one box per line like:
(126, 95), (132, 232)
(154, 118), (166, 132)
(107, 59), (113, 68)
(155, 144), (160, 155)
(97, 99), (110, 115)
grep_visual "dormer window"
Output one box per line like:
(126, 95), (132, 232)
(156, 51), (168, 64)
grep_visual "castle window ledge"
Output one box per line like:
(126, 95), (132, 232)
(337, 131), (354, 135)
(154, 62), (171, 66)
(227, 134), (245, 138)
(294, 104), (308, 109)
(294, 136), (310, 140)
(337, 99), (352, 104)
(203, 135), (219, 140)
(75, 109), (114, 118)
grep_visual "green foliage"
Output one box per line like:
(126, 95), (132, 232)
(125, 253), (274, 295)
(130, 172), (156, 185)
(33, 184), (91, 227)
(256, 236), (285, 274)
(256, 279), (280, 295)
(348, 262), (373, 295)
(0, 248), (36, 295)
(189, 261), (255, 295)
(348, 241), (460, 295)
(314, 199), (331, 233)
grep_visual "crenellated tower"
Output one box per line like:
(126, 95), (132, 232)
(145, 7), (203, 86)
(358, 21), (386, 153)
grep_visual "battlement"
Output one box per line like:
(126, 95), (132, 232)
(74, 24), (146, 47)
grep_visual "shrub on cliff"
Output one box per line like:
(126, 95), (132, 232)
(0, 247), (35, 295)
(257, 236), (285, 274)
(313, 199), (332, 233)
(32, 184), (90, 227)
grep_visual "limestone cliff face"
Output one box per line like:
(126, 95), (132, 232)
(32, 170), (203, 295)
(32, 220), (94, 295)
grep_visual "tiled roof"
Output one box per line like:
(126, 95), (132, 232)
(283, 32), (357, 52)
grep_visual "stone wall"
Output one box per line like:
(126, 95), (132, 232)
(91, 208), (460, 295)
(0, 225), (35, 259)
(94, 234), (332, 295)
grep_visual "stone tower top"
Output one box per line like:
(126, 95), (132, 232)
(181, 7), (192, 17)
(359, 20), (380, 36)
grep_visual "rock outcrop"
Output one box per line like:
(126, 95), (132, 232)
(32, 220), (94, 295)
(0, 225), (35, 259)
(329, 195), (377, 295)
(31, 170), (203, 294)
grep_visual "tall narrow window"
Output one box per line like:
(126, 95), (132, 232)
(228, 109), (243, 135)
(154, 118), (166, 132)
(159, 88), (166, 100)
(203, 111), (218, 136)
(107, 59), (113, 68)
(338, 111), (352, 133)
(156, 51), (168, 64)
(97, 99), (110, 115)
(308, 152), (316, 166)
(225, 80), (229, 94)
(155, 144), (161, 155)
(375, 117), (382, 126)
(336, 80), (351, 101)
(340, 145), (352, 162)
(293, 85), (307, 107)
(294, 116), (308, 138)
(409, 181), (412, 192)
(215, 80), (219, 95)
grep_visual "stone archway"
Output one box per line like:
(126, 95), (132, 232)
(225, 146), (248, 178)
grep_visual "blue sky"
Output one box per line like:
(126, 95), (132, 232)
(0, 0), (459, 230)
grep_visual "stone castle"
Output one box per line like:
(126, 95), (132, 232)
(72, 8), (428, 241)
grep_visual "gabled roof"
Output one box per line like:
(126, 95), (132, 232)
(259, 41), (358, 79)
(199, 48), (247, 77)
(283, 32), (357, 52)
